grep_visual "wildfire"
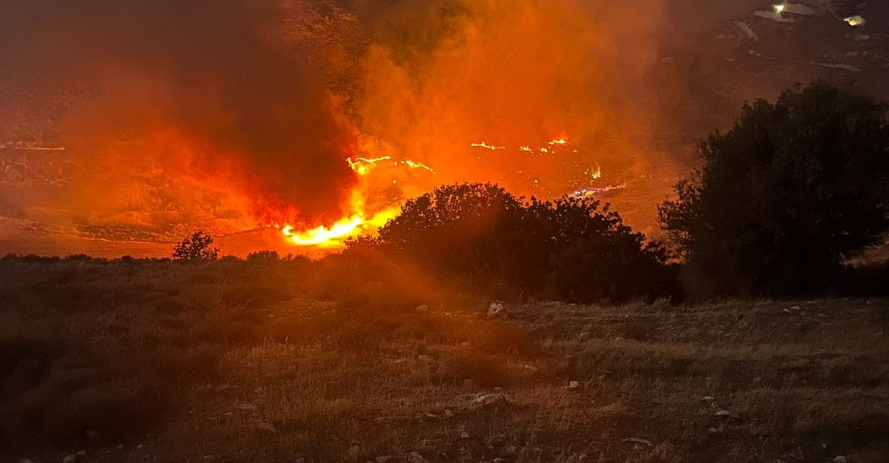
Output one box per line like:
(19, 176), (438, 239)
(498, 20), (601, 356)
(279, 136), (617, 250)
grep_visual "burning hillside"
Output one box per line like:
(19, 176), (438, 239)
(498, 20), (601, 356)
(1, 0), (886, 256)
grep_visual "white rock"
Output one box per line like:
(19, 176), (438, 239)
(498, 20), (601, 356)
(62, 455), (76, 463)
(375, 457), (391, 463)
(715, 409), (738, 418)
(238, 403), (258, 411)
(407, 451), (428, 463)
(833, 457), (847, 463)
(488, 301), (506, 317)
(460, 431), (470, 439)
(471, 393), (507, 406)
(568, 381), (580, 390)
(136, 444), (143, 450)
(76, 450), (86, 456)
(415, 305), (429, 312)
(702, 396), (715, 402)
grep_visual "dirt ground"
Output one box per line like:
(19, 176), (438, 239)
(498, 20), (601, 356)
(1, 259), (887, 462)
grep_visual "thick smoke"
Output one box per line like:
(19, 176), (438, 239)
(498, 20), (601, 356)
(1, 0), (363, 231)
(0, 0), (769, 246)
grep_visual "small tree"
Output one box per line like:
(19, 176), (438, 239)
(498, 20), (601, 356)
(172, 231), (220, 261)
(659, 81), (889, 296)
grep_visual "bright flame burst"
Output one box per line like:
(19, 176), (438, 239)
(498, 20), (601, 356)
(280, 189), (399, 248)
(279, 155), (432, 248)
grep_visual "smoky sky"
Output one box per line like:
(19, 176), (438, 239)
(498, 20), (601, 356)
(0, 0), (779, 235)
(1, 0), (363, 224)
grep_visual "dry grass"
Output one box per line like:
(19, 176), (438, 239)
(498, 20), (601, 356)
(0, 259), (887, 462)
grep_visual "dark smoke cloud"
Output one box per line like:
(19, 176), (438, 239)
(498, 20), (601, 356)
(1, 0), (361, 225)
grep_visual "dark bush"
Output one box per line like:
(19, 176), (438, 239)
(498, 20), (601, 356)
(247, 250), (280, 261)
(172, 231), (220, 261)
(659, 81), (889, 297)
(349, 183), (677, 303)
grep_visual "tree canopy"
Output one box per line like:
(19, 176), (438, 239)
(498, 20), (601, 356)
(658, 81), (889, 296)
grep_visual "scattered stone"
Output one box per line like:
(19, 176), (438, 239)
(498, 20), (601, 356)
(621, 437), (653, 447)
(257, 422), (277, 433)
(375, 456), (391, 463)
(568, 381), (580, 390)
(62, 455), (76, 463)
(702, 396), (715, 402)
(523, 364), (539, 372)
(238, 403), (258, 411)
(715, 409), (739, 419)
(488, 301), (506, 317)
(116, 444), (125, 450)
(833, 457), (848, 463)
(407, 451), (428, 463)
(444, 409), (454, 417)
(470, 392), (507, 407)
(295, 458), (305, 463)
(76, 450), (86, 457)
(417, 354), (435, 364)
(415, 305), (429, 312)
(708, 427), (720, 434)
(136, 444), (143, 450)
(493, 459), (506, 463)
(202, 455), (216, 461)
(460, 431), (470, 439)
(253, 387), (264, 394)
(504, 445), (518, 454)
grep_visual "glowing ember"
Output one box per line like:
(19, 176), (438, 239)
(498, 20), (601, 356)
(471, 142), (506, 151)
(347, 156), (393, 176)
(589, 161), (602, 180)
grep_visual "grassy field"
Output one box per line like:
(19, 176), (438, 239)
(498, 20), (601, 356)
(1, 258), (888, 463)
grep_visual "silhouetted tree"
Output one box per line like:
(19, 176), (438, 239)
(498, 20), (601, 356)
(353, 183), (676, 303)
(659, 81), (889, 296)
(172, 231), (220, 261)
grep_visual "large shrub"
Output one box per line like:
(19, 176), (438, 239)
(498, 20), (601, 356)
(658, 81), (889, 296)
(350, 183), (676, 303)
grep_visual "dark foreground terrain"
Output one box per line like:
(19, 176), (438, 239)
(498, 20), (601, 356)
(1, 258), (888, 463)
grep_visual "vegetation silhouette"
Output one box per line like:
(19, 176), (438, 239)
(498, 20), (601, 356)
(349, 183), (678, 303)
(659, 81), (889, 297)
(172, 231), (220, 261)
